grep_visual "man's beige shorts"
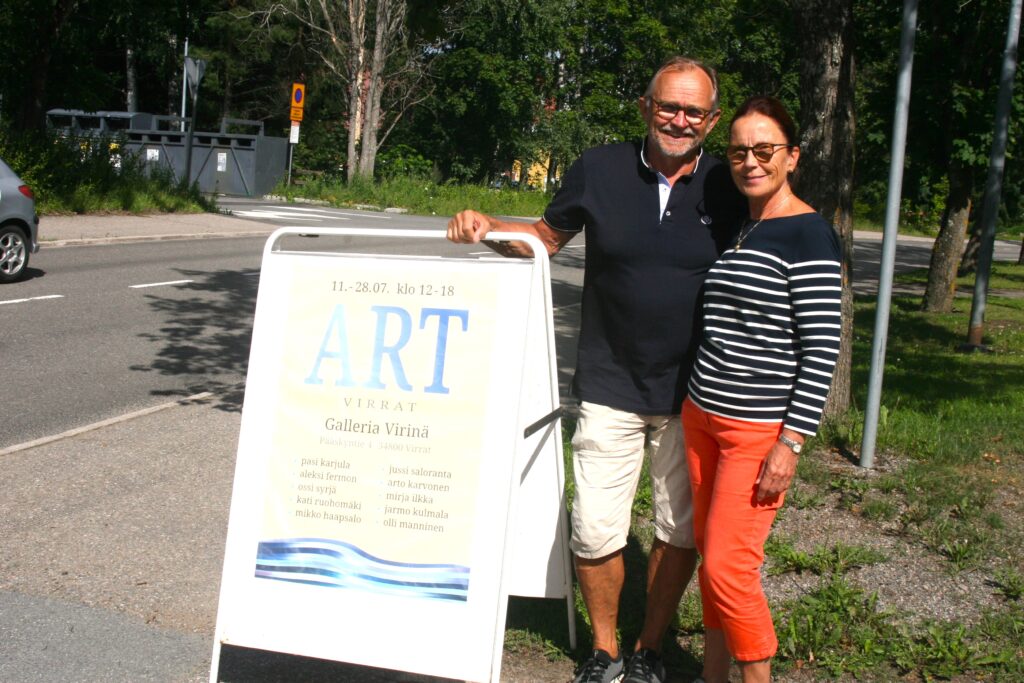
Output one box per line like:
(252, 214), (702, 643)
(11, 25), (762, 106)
(569, 401), (695, 559)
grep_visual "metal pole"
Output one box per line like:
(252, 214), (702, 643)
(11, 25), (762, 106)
(287, 143), (294, 186)
(965, 0), (1022, 348)
(180, 38), (189, 133)
(860, 0), (918, 469)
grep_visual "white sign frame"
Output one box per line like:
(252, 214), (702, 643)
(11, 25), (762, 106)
(210, 228), (574, 683)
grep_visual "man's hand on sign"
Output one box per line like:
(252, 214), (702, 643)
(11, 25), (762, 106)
(447, 209), (492, 243)
(447, 210), (573, 258)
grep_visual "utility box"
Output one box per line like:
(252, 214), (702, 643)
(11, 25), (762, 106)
(46, 109), (288, 197)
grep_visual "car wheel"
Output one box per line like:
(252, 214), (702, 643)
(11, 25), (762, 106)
(0, 224), (29, 283)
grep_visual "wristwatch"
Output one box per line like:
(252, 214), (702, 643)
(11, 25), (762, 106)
(777, 433), (803, 454)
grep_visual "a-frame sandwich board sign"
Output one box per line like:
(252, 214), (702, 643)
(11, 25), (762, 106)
(209, 228), (574, 683)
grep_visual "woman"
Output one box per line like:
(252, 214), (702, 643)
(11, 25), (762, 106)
(682, 96), (842, 683)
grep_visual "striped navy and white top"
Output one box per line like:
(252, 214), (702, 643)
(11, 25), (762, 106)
(688, 212), (842, 436)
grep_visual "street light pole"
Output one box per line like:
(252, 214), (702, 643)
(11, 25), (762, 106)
(182, 57), (206, 190)
(179, 38), (189, 133)
(860, 0), (918, 469)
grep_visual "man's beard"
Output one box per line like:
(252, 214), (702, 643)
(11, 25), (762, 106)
(649, 124), (701, 159)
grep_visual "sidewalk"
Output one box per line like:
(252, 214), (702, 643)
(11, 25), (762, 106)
(41, 211), (276, 246)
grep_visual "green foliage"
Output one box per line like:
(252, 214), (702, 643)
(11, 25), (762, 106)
(766, 536), (887, 576)
(375, 144), (434, 180)
(855, 0), (1024, 229)
(775, 574), (901, 677)
(774, 579), (1024, 679)
(784, 481), (826, 510)
(994, 567), (1024, 602)
(0, 126), (208, 214)
(903, 622), (999, 679)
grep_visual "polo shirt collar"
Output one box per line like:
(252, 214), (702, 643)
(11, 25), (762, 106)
(640, 138), (703, 181)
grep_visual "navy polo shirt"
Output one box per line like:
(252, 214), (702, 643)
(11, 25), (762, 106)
(543, 140), (744, 415)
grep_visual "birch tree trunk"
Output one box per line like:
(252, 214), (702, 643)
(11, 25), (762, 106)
(357, 0), (405, 178)
(126, 46), (138, 113)
(346, 0), (367, 184)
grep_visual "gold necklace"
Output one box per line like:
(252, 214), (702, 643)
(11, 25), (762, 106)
(734, 192), (793, 250)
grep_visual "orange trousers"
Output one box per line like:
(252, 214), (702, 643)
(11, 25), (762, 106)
(682, 398), (784, 662)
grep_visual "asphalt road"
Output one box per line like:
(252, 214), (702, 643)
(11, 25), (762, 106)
(1, 223), (588, 450)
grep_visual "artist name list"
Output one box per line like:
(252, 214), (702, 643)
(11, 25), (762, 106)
(290, 455), (454, 533)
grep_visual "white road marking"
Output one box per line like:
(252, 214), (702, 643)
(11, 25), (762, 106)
(247, 205), (392, 220)
(327, 212), (391, 220)
(233, 209), (337, 221)
(0, 294), (65, 306)
(130, 279), (195, 289)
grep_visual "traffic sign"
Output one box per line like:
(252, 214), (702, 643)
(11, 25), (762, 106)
(290, 83), (306, 122)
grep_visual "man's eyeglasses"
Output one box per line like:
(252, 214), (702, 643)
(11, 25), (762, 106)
(648, 98), (713, 125)
(726, 143), (792, 164)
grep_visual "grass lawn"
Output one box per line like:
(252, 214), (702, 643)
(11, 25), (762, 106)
(895, 261), (1024, 291)
(854, 215), (1024, 242)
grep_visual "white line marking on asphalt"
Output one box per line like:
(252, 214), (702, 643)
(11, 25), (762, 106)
(235, 210), (332, 221)
(0, 294), (65, 305)
(0, 390), (217, 457)
(268, 205), (336, 212)
(329, 212), (391, 219)
(266, 205), (393, 220)
(130, 279), (195, 289)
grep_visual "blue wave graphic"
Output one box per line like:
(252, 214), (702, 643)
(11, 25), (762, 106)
(255, 538), (470, 601)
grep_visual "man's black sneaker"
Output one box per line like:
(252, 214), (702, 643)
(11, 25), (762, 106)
(572, 649), (625, 683)
(622, 648), (666, 683)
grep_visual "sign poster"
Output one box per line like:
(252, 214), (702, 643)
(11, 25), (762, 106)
(213, 239), (536, 682)
(259, 264), (491, 597)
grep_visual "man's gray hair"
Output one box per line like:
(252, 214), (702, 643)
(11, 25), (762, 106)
(644, 56), (719, 110)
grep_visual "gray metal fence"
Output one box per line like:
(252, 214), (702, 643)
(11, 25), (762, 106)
(46, 109), (288, 197)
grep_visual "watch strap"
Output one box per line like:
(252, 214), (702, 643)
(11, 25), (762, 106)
(778, 433), (802, 454)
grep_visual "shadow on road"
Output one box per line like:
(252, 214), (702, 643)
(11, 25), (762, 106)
(130, 267), (259, 411)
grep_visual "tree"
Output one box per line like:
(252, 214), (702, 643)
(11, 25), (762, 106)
(915, 0), (1012, 311)
(791, 0), (856, 418)
(258, 0), (430, 182)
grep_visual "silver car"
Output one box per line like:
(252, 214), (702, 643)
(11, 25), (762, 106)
(0, 157), (40, 283)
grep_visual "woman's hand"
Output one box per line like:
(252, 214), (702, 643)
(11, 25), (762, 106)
(755, 432), (802, 502)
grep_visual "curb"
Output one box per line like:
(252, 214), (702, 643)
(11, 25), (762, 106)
(40, 231), (277, 248)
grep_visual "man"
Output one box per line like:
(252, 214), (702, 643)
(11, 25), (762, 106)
(447, 57), (743, 683)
